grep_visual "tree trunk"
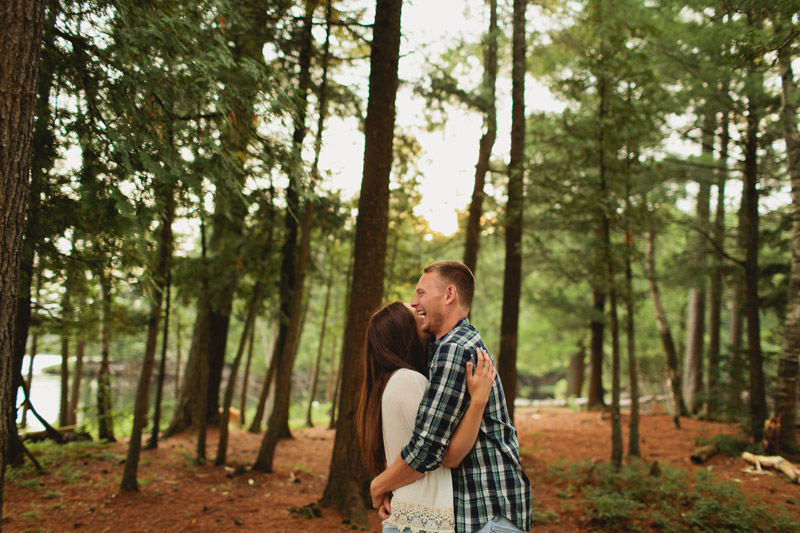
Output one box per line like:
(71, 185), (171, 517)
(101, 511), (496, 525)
(146, 279), (170, 449)
(174, 310), (182, 400)
(707, 109), (729, 419)
(498, 0), (525, 425)
(248, 319), (278, 434)
(96, 266), (116, 442)
(217, 230), (274, 465)
(567, 341), (585, 397)
(774, 38), (800, 453)
(727, 207), (747, 419)
(59, 325), (70, 428)
(683, 107), (714, 415)
(10, 0), (56, 467)
(68, 337), (85, 426)
(328, 336), (343, 430)
(742, 102), (767, 443)
(624, 190), (639, 458)
(121, 186), (174, 491)
(320, 0), (402, 523)
(239, 319), (256, 428)
(645, 226), (689, 417)
(0, 0), (47, 514)
(588, 289), (606, 408)
(306, 263), (333, 427)
(463, 0), (498, 277)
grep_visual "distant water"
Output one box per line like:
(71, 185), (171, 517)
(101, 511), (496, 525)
(17, 354), (65, 432)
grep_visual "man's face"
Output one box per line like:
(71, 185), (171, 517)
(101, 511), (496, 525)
(410, 272), (447, 338)
(404, 303), (432, 344)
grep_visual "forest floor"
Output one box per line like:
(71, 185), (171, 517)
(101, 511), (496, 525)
(4, 406), (800, 532)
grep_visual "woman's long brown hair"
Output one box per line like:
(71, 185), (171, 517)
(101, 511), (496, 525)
(357, 301), (428, 476)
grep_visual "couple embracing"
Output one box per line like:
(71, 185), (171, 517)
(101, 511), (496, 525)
(358, 261), (532, 533)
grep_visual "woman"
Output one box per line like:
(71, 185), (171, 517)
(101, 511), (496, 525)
(357, 301), (496, 533)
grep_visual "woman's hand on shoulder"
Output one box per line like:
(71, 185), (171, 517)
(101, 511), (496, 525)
(465, 348), (496, 407)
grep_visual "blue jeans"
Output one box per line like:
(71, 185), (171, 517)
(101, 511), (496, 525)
(476, 516), (526, 533)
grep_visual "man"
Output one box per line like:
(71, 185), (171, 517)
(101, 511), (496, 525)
(370, 260), (532, 532)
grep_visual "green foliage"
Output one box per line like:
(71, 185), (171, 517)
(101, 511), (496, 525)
(557, 460), (800, 532)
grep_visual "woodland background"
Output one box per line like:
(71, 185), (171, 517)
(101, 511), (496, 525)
(1, 0), (799, 528)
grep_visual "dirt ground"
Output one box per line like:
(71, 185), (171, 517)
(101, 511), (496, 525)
(4, 407), (800, 532)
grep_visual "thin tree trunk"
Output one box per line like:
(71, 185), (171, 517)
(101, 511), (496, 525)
(121, 186), (175, 491)
(743, 102), (767, 443)
(645, 225), (689, 417)
(774, 38), (800, 453)
(253, 0), (322, 471)
(728, 201), (747, 419)
(498, 0), (525, 425)
(588, 289), (606, 408)
(249, 319), (278, 434)
(707, 109), (728, 419)
(59, 317), (70, 428)
(463, 0), (498, 276)
(684, 107), (714, 415)
(624, 171), (639, 458)
(239, 320), (256, 428)
(174, 309), (181, 400)
(217, 232), (274, 465)
(328, 336), (343, 430)
(21, 330), (39, 428)
(320, 0), (402, 523)
(147, 278), (171, 450)
(97, 266), (116, 442)
(306, 263), (333, 427)
(596, 69), (623, 467)
(69, 337), (85, 426)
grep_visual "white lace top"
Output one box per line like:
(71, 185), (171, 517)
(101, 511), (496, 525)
(381, 368), (455, 533)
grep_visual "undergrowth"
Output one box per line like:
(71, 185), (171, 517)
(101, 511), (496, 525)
(557, 460), (800, 532)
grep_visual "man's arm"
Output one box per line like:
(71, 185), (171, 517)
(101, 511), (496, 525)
(400, 340), (472, 472)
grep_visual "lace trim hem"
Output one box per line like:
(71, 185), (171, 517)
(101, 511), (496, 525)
(383, 499), (455, 533)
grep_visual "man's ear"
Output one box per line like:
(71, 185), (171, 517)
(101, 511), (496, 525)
(444, 285), (457, 305)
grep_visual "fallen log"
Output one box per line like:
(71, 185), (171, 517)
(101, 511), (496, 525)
(742, 451), (800, 483)
(690, 442), (719, 464)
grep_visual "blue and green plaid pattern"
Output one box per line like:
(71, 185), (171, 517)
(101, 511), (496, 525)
(401, 318), (532, 532)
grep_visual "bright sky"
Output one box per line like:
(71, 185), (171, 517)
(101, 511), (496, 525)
(317, 0), (564, 236)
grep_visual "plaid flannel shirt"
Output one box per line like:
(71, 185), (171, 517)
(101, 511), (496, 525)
(400, 318), (532, 532)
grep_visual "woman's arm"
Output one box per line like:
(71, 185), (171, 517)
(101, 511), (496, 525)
(442, 348), (496, 468)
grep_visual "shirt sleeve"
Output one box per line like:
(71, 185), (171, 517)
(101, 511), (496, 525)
(400, 340), (471, 472)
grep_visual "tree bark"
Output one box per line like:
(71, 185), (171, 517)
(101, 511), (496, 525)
(588, 289), (606, 408)
(320, 0), (402, 523)
(774, 36), (800, 453)
(707, 109), (729, 419)
(217, 228), (274, 465)
(498, 0), (526, 425)
(10, 0), (56, 467)
(742, 101), (767, 443)
(463, 0), (498, 277)
(248, 319), (278, 434)
(146, 279), (170, 449)
(69, 338), (85, 426)
(645, 225), (689, 417)
(683, 107), (714, 415)
(96, 265), (116, 442)
(59, 325), (70, 428)
(0, 0), (47, 515)
(121, 185), (174, 491)
(238, 319), (256, 428)
(567, 341), (585, 397)
(306, 263), (333, 427)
